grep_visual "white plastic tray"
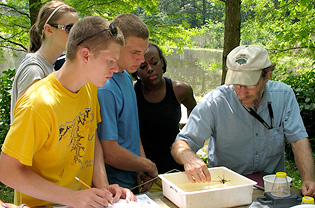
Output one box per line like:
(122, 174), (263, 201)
(159, 166), (257, 208)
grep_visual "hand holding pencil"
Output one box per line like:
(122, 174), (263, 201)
(75, 177), (114, 206)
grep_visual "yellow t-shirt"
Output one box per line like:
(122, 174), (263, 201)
(2, 72), (101, 207)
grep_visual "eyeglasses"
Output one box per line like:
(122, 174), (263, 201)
(49, 23), (74, 34)
(233, 77), (262, 90)
(77, 22), (118, 46)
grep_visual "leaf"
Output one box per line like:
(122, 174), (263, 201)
(305, 97), (311, 103)
(305, 104), (310, 110)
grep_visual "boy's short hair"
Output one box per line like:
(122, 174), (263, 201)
(66, 16), (124, 61)
(112, 13), (149, 40)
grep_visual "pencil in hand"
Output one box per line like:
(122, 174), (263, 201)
(75, 176), (114, 206)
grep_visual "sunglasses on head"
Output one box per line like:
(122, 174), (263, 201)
(49, 23), (74, 34)
(77, 22), (118, 46)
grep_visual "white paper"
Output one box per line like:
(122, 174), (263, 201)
(249, 201), (270, 208)
(48, 193), (159, 208)
(106, 193), (160, 208)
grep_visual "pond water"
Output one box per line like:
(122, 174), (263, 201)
(164, 48), (222, 99)
(0, 48), (223, 99)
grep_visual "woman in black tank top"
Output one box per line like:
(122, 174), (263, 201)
(133, 42), (196, 191)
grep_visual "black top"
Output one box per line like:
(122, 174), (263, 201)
(135, 77), (184, 173)
(54, 54), (65, 71)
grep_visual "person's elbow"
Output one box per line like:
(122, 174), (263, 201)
(171, 140), (180, 157)
(171, 139), (188, 163)
(0, 152), (25, 186)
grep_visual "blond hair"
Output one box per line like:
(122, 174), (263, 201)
(66, 16), (124, 61)
(112, 13), (149, 40)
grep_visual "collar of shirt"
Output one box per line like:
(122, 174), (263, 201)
(256, 82), (273, 114)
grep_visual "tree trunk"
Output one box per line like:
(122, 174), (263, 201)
(202, 0), (206, 25)
(221, 0), (241, 85)
(29, 0), (41, 26)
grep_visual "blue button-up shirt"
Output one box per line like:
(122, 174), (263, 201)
(176, 81), (308, 175)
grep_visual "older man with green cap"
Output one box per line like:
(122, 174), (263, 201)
(172, 45), (315, 197)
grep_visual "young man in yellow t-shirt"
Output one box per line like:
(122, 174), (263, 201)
(0, 16), (136, 207)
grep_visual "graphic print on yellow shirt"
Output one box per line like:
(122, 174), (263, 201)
(59, 108), (94, 165)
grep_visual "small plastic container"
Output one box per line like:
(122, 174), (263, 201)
(263, 174), (292, 192)
(271, 172), (290, 197)
(301, 196), (315, 204)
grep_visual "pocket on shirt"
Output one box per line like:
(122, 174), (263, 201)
(266, 127), (284, 158)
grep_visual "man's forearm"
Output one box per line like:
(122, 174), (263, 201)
(171, 139), (211, 183)
(171, 139), (197, 165)
(139, 137), (146, 158)
(102, 140), (156, 173)
(292, 138), (315, 182)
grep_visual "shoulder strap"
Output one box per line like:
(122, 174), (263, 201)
(244, 103), (273, 130)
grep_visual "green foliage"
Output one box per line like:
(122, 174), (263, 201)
(285, 158), (302, 188)
(0, 69), (15, 202)
(0, 69), (15, 147)
(191, 20), (224, 48)
(68, 0), (159, 16)
(0, 0), (30, 56)
(196, 144), (209, 167)
(273, 1), (315, 57)
(141, 12), (196, 53)
(158, 0), (225, 28)
(0, 0), (193, 62)
(0, 183), (14, 203)
(241, 0), (315, 61)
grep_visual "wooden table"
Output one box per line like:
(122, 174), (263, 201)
(146, 187), (302, 208)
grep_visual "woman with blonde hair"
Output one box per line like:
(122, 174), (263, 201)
(10, 1), (78, 123)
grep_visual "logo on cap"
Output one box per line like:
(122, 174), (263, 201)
(235, 55), (248, 66)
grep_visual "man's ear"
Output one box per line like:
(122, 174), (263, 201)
(80, 48), (90, 63)
(265, 71), (272, 83)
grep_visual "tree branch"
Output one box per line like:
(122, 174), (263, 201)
(74, 0), (116, 10)
(0, 3), (30, 18)
(270, 46), (314, 53)
(191, 4), (203, 13)
(0, 45), (27, 52)
(0, 36), (27, 51)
